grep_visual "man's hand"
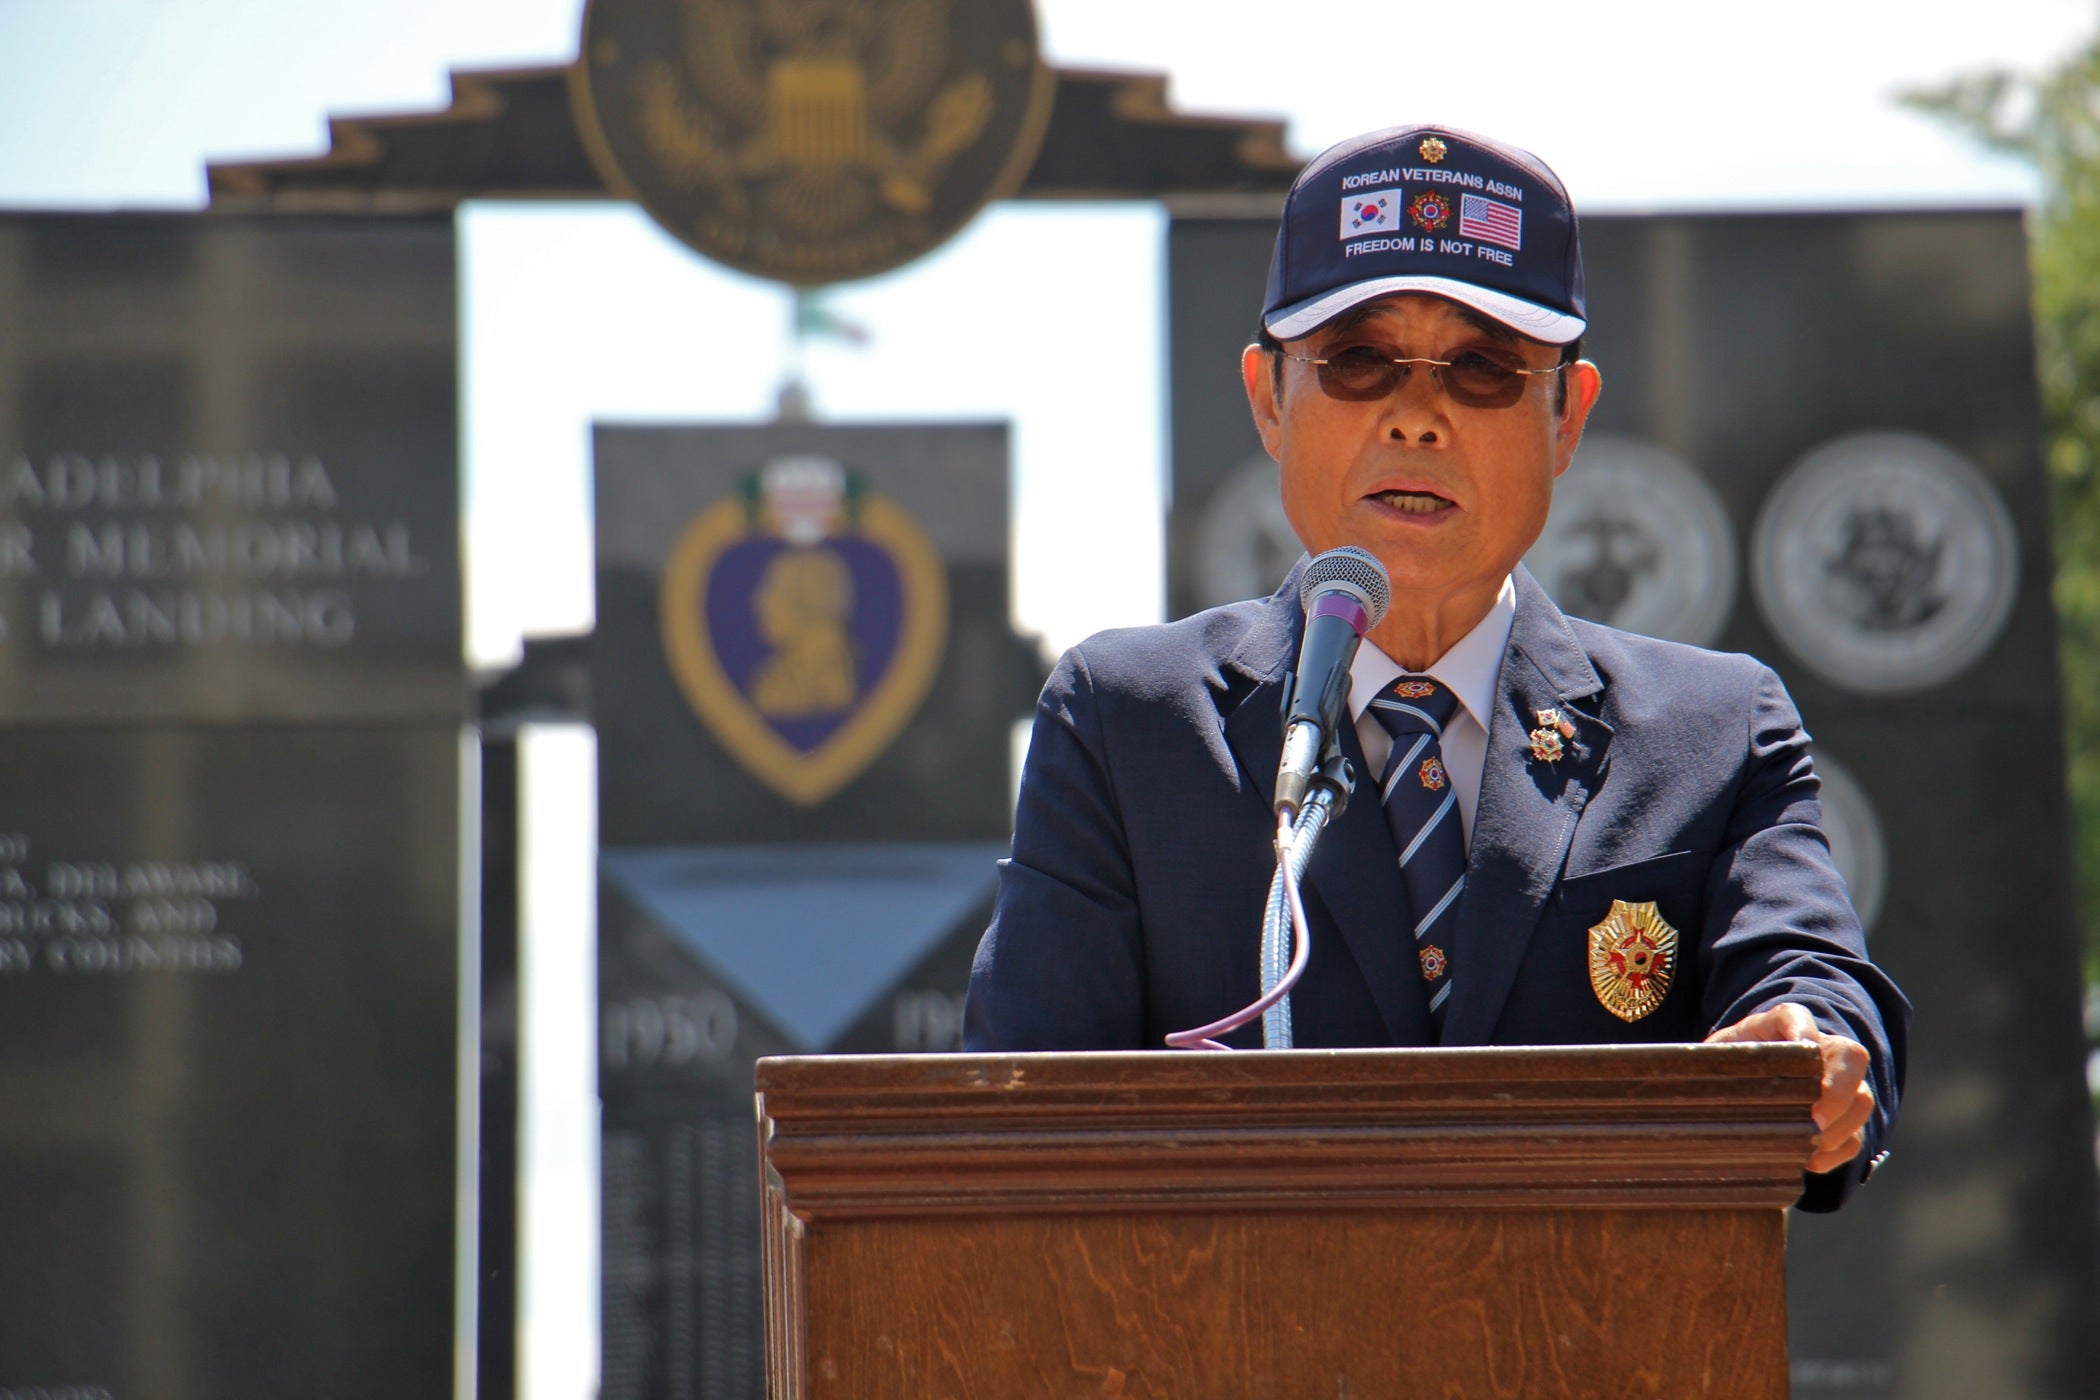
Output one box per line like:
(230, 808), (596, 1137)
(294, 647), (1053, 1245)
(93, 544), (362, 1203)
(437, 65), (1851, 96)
(1706, 1002), (1874, 1174)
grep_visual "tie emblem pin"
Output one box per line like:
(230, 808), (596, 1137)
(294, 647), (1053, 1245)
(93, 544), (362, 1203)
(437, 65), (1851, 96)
(1418, 756), (1448, 791)
(1419, 945), (1447, 980)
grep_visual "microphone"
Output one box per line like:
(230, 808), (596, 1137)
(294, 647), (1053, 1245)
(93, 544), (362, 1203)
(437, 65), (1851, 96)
(1273, 546), (1391, 817)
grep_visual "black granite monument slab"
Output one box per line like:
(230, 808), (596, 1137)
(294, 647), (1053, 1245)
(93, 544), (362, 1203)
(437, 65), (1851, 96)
(595, 849), (997, 1400)
(0, 212), (469, 1400)
(0, 724), (463, 1398)
(0, 214), (463, 725)
(589, 418), (1032, 1395)
(1166, 207), (2099, 1399)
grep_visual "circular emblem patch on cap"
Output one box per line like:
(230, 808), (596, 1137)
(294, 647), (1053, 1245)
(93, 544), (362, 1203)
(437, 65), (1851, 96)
(1525, 435), (1737, 647)
(1751, 431), (2019, 694)
(1409, 191), (1451, 231)
(572, 0), (1055, 285)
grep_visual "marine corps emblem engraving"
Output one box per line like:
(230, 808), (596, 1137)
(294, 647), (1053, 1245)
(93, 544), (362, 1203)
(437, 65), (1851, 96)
(1523, 435), (1738, 648)
(573, 0), (1056, 284)
(659, 455), (949, 805)
(1587, 899), (1678, 1022)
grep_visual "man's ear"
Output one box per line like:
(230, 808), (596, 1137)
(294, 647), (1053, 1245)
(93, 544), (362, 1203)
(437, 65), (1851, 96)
(1242, 343), (1284, 463)
(1552, 359), (1603, 480)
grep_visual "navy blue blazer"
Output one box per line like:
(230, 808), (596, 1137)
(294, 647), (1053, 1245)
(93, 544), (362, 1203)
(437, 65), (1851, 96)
(965, 564), (1909, 1211)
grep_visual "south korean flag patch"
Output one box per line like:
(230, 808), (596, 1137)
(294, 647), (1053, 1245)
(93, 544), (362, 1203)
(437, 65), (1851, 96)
(1340, 189), (1400, 239)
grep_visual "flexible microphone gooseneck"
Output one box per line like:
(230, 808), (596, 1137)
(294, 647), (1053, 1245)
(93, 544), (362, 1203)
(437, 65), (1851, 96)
(1273, 547), (1392, 817)
(1167, 547), (1391, 1051)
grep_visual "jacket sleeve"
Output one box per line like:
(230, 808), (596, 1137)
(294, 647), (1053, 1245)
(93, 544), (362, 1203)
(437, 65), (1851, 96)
(1701, 663), (1912, 1212)
(963, 645), (1149, 1050)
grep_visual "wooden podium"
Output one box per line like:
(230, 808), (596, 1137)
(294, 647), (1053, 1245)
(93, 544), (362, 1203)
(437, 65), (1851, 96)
(756, 1044), (1820, 1398)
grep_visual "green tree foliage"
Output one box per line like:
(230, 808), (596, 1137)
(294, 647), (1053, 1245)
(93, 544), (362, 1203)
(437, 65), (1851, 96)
(1908, 44), (2100, 972)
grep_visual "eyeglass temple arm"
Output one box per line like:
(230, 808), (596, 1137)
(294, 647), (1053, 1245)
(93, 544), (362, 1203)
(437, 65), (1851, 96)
(1277, 352), (1563, 376)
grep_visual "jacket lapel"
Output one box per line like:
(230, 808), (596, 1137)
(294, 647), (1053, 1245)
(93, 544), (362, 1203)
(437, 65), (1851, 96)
(1219, 564), (1429, 1045)
(1439, 568), (1614, 1045)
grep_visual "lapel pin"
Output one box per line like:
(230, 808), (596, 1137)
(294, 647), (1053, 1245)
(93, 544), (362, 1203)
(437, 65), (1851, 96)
(1528, 707), (1577, 763)
(1527, 726), (1564, 764)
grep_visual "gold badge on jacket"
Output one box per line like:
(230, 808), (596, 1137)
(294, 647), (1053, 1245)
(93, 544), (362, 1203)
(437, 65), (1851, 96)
(572, 0), (1056, 285)
(1587, 899), (1678, 1022)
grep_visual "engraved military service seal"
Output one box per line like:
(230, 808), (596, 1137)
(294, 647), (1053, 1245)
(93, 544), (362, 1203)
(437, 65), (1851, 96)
(573, 0), (1056, 284)
(1751, 430), (2019, 694)
(1525, 434), (1737, 647)
(1191, 456), (1303, 611)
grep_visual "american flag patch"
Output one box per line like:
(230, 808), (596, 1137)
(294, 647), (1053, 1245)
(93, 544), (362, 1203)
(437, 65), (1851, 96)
(1459, 193), (1521, 251)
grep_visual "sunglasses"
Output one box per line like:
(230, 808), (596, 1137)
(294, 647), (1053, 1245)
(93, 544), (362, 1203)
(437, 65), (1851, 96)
(1278, 346), (1565, 409)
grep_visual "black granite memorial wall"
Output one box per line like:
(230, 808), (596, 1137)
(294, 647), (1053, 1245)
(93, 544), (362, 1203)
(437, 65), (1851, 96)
(0, 213), (466, 1400)
(589, 421), (1036, 1398)
(1166, 206), (2100, 1399)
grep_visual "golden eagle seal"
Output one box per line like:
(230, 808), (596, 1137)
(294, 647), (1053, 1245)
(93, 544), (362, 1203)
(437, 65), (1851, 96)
(573, 0), (1054, 284)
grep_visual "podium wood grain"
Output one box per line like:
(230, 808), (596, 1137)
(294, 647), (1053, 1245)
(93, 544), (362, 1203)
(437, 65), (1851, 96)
(757, 1046), (1819, 1399)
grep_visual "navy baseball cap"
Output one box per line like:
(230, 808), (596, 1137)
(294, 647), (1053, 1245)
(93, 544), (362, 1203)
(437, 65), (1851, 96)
(1262, 124), (1586, 345)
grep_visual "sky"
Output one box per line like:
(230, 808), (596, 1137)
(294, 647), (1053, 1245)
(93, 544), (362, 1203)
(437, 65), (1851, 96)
(2, 2), (2094, 1395)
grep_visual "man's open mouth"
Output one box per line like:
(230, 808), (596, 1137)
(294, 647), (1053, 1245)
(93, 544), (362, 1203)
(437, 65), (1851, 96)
(1370, 489), (1453, 515)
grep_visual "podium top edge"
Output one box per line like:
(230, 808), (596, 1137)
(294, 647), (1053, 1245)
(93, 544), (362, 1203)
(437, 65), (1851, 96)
(755, 1042), (1822, 1098)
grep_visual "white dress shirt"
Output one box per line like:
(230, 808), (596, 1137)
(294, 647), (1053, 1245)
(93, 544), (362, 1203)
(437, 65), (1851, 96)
(1348, 575), (1518, 853)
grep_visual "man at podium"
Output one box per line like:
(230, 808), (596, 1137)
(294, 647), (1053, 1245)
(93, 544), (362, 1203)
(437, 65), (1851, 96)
(964, 124), (1908, 1212)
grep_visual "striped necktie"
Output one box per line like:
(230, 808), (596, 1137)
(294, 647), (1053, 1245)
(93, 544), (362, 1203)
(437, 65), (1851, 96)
(1369, 675), (1466, 1035)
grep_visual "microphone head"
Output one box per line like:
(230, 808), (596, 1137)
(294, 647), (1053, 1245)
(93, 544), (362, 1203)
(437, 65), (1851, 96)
(1298, 546), (1391, 628)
